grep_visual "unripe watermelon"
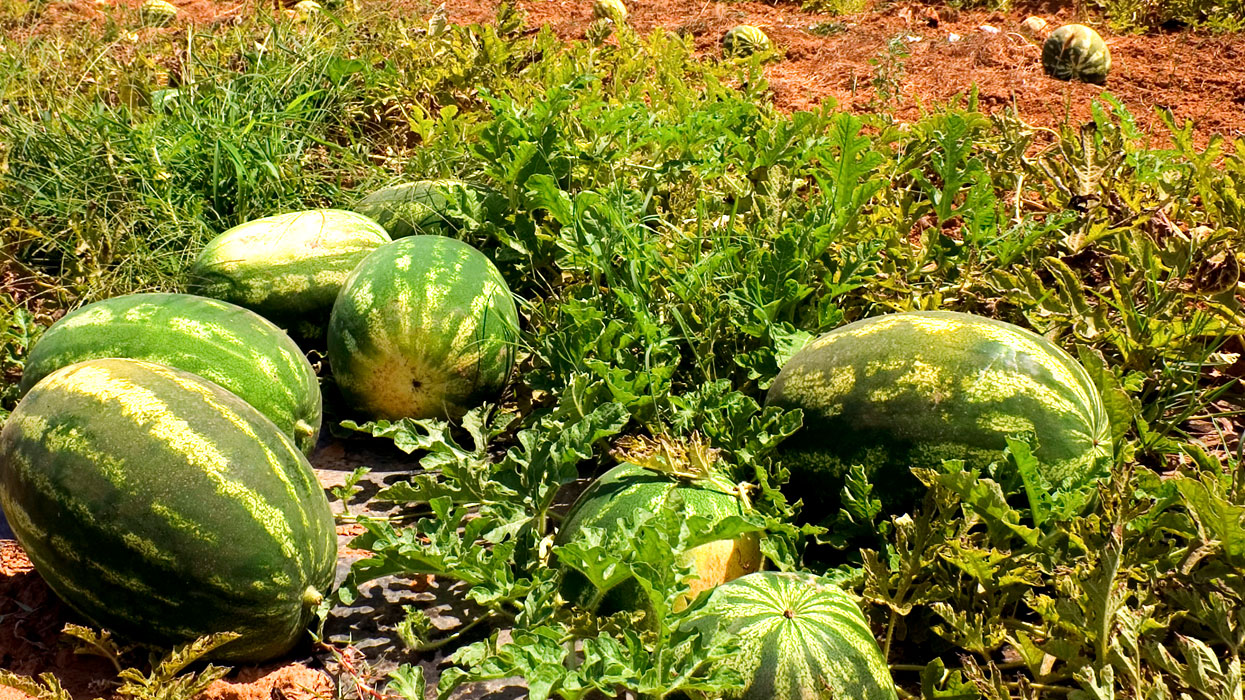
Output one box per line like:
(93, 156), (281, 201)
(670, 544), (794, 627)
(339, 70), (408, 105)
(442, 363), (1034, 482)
(722, 25), (771, 57)
(1042, 24), (1111, 84)
(555, 462), (763, 614)
(327, 235), (519, 421)
(352, 180), (499, 240)
(0, 359), (336, 662)
(188, 209), (391, 337)
(766, 311), (1111, 520)
(683, 572), (898, 700)
(20, 293), (322, 455)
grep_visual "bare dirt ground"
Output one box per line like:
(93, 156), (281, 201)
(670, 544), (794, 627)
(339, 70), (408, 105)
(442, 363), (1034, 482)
(1, 0), (1243, 698)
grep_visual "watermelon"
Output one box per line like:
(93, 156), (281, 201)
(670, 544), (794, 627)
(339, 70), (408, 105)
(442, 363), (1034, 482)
(555, 462), (763, 614)
(188, 209), (391, 337)
(592, 0), (627, 23)
(327, 235), (518, 421)
(352, 180), (499, 240)
(683, 572), (897, 700)
(139, 0), (178, 26)
(0, 359), (336, 662)
(1042, 24), (1111, 84)
(19, 293), (322, 455)
(766, 311), (1111, 520)
(722, 25), (771, 58)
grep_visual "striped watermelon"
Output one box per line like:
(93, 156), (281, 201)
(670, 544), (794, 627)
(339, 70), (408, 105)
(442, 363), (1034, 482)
(766, 311), (1111, 519)
(139, 0), (178, 26)
(722, 25), (771, 57)
(188, 209), (391, 337)
(352, 180), (498, 240)
(684, 571), (897, 700)
(0, 359), (336, 662)
(592, 0), (627, 23)
(1042, 24), (1111, 84)
(555, 462), (763, 614)
(19, 293), (322, 455)
(327, 235), (518, 421)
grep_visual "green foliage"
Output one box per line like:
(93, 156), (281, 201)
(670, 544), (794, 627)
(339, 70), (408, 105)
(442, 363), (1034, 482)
(1094, 0), (1245, 33)
(2, 2), (1244, 697)
(0, 625), (239, 700)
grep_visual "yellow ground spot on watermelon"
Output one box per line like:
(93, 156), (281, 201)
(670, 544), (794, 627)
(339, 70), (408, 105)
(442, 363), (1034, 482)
(961, 368), (1080, 416)
(863, 357), (907, 376)
(681, 533), (763, 611)
(56, 305), (115, 329)
(976, 412), (1037, 435)
(341, 348), (465, 418)
(44, 364), (302, 564)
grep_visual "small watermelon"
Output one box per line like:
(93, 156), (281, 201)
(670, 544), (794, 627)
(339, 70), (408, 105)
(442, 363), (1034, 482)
(188, 209), (391, 337)
(766, 311), (1111, 520)
(327, 235), (519, 421)
(352, 180), (499, 240)
(683, 572), (898, 700)
(1042, 24), (1111, 84)
(555, 461), (763, 614)
(592, 0), (627, 23)
(139, 0), (178, 26)
(722, 25), (771, 58)
(19, 293), (322, 455)
(0, 359), (336, 662)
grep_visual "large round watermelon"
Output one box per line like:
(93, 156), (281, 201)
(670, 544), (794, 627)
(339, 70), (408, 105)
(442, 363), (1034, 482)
(352, 180), (499, 239)
(0, 359), (337, 662)
(327, 235), (519, 421)
(19, 293), (322, 455)
(1042, 24), (1111, 84)
(683, 572), (897, 700)
(766, 310), (1111, 520)
(188, 209), (391, 337)
(554, 462), (763, 614)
